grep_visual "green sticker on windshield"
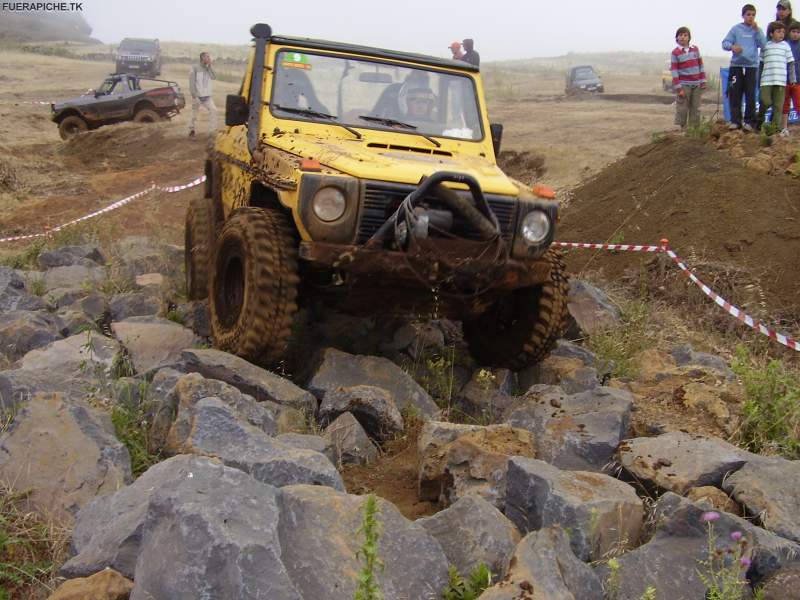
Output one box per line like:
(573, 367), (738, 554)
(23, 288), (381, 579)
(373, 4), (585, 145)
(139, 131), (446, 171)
(282, 52), (311, 70)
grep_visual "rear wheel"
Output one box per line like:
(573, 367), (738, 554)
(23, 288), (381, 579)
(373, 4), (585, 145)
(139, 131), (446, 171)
(463, 249), (569, 370)
(185, 196), (218, 300)
(58, 115), (88, 140)
(133, 108), (161, 123)
(209, 207), (299, 365)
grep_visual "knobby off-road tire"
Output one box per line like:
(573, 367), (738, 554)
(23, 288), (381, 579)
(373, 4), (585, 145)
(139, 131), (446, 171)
(58, 115), (88, 140)
(209, 207), (299, 365)
(463, 249), (569, 370)
(133, 108), (161, 123)
(185, 196), (217, 300)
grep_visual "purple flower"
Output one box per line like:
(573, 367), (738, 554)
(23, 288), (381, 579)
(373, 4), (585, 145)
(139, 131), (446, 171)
(730, 531), (743, 541)
(740, 557), (752, 568)
(701, 511), (721, 522)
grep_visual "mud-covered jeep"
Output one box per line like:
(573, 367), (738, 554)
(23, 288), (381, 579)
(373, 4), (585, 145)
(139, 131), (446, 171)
(115, 38), (161, 77)
(185, 23), (569, 370)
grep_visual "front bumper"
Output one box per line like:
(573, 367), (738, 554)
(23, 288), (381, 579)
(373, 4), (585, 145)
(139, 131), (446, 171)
(299, 241), (552, 291)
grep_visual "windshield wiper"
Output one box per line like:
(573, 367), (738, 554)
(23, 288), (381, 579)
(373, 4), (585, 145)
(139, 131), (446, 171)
(273, 104), (362, 139)
(357, 115), (441, 148)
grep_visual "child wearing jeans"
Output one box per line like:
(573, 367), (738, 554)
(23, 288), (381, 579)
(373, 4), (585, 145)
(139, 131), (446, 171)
(671, 26), (707, 129)
(781, 21), (800, 135)
(759, 21), (797, 130)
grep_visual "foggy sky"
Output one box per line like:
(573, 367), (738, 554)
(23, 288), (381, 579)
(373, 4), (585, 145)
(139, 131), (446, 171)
(81, 0), (789, 59)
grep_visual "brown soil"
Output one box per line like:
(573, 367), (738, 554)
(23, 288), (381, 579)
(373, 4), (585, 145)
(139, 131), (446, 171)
(558, 135), (800, 323)
(497, 150), (547, 185)
(341, 418), (439, 520)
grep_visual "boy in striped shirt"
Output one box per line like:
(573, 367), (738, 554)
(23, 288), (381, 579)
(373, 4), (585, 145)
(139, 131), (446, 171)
(758, 21), (797, 130)
(671, 26), (707, 129)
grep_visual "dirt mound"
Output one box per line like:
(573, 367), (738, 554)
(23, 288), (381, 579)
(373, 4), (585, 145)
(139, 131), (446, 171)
(558, 136), (800, 321)
(497, 149), (546, 185)
(57, 123), (200, 171)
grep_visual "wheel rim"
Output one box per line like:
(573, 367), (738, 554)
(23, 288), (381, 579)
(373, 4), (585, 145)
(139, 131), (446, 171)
(216, 242), (245, 328)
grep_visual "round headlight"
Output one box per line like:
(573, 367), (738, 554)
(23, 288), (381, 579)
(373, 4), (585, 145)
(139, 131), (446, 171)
(521, 211), (550, 244)
(311, 187), (346, 222)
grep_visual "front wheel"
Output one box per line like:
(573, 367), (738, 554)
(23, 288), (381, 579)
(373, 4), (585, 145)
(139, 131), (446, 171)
(185, 196), (218, 300)
(58, 115), (88, 140)
(209, 207), (299, 365)
(463, 249), (569, 370)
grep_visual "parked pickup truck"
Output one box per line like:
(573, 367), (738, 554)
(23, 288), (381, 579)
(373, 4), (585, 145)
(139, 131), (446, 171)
(51, 73), (185, 139)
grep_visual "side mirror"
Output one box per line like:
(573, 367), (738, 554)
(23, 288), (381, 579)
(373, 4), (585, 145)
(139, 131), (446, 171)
(225, 94), (248, 127)
(490, 123), (503, 157)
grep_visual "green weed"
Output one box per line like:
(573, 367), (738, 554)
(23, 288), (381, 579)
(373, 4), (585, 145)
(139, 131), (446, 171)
(731, 346), (800, 458)
(586, 299), (653, 378)
(165, 308), (185, 325)
(640, 587), (658, 600)
(697, 514), (750, 600)
(686, 118), (713, 140)
(111, 399), (161, 478)
(604, 557), (621, 599)
(354, 494), (383, 600)
(441, 563), (492, 600)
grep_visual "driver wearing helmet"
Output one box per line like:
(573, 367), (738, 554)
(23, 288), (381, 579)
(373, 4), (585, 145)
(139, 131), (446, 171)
(401, 86), (437, 122)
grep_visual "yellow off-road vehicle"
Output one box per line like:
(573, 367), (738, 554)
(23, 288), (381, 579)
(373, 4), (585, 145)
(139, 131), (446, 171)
(185, 23), (569, 370)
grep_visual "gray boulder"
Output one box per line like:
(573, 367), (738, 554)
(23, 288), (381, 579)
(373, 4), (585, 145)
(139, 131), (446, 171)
(505, 457), (643, 561)
(0, 266), (49, 312)
(618, 431), (753, 494)
(66, 292), (109, 322)
(671, 344), (735, 380)
(417, 495), (520, 578)
(42, 264), (106, 293)
(723, 456), (800, 543)
(276, 432), (331, 460)
(61, 454), (200, 579)
(18, 330), (120, 374)
(0, 310), (65, 361)
(275, 484), (450, 600)
(318, 384), (404, 441)
(600, 492), (800, 599)
(112, 317), (199, 373)
(130, 456), (301, 600)
(161, 372), (299, 452)
(307, 347), (439, 419)
(180, 348), (316, 413)
(566, 280), (621, 337)
(504, 385), (633, 471)
(37, 244), (105, 269)
(170, 396), (344, 490)
(322, 412), (379, 466)
(456, 367), (518, 421)
(0, 367), (92, 413)
(550, 339), (597, 365)
(175, 301), (210, 337)
(109, 291), (161, 321)
(480, 526), (603, 600)
(759, 563), (800, 600)
(519, 355), (600, 395)
(108, 236), (182, 281)
(0, 393), (131, 525)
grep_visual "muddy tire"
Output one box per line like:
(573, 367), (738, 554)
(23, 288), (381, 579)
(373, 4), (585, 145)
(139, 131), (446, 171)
(209, 207), (299, 365)
(185, 196), (217, 300)
(133, 108), (161, 123)
(463, 249), (569, 370)
(58, 115), (88, 140)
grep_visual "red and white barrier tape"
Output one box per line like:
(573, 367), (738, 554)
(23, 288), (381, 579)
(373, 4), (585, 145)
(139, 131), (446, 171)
(557, 238), (800, 352)
(0, 175), (205, 244)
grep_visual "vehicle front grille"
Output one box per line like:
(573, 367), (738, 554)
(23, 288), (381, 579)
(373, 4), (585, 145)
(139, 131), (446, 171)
(118, 55), (150, 62)
(357, 181), (517, 245)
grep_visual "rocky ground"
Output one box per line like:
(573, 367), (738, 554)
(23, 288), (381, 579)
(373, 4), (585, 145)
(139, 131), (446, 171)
(0, 233), (797, 600)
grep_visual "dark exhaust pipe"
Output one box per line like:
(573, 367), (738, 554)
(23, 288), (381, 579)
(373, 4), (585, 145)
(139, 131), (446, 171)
(247, 23), (272, 155)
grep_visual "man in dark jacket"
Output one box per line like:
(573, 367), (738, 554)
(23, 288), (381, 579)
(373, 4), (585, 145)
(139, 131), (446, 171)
(777, 0), (800, 31)
(462, 39), (480, 66)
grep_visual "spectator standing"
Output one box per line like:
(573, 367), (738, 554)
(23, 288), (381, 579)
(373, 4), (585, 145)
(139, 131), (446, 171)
(759, 21), (797, 130)
(722, 4), (767, 131)
(671, 27), (707, 130)
(449, 41), (464, 60)
(461, 39), (480, 66)
(781, 22), (800, 134)
(776, 0), (800, 31)
(189, 51), (217, 138)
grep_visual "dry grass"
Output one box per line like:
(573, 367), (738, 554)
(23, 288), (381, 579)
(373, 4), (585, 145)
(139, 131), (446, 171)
(0, 479), (70, 600)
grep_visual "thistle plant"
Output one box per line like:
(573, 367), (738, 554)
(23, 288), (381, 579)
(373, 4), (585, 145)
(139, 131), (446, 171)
(354, 494), (383, 600)
(696, 511), (750, 600)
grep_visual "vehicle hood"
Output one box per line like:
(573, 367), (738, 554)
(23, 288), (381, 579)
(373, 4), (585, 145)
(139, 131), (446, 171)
(52, 92), (98, 112)
(268, 132), (519, 196)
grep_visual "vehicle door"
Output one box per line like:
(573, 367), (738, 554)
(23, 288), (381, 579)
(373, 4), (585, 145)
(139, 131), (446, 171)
(89, 79), (132, 120)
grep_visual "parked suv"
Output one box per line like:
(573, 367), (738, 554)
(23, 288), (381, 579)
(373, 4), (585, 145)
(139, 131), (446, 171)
(186, 23), (569, 369)
(115, 38), (161, 77)
(565, 65), (604, 94)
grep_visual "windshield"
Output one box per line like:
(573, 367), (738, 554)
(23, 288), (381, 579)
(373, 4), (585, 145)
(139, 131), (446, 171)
(119, 40), (156, 54)
(270, 50), (484, 141)
(573, 67), (599, 81)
